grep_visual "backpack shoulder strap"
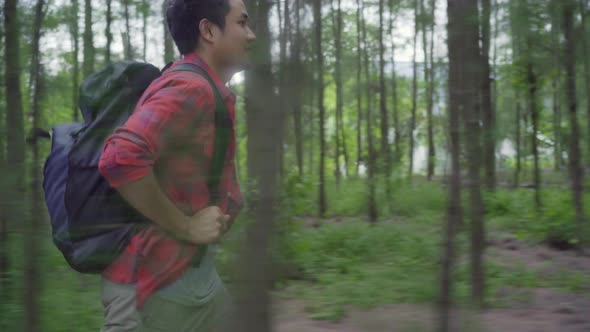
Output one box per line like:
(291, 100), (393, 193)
(168, 63), (231, 205)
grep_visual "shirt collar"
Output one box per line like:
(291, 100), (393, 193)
(181, 52), (235, 103)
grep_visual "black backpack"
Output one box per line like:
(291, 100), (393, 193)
(42, 61), (231, 274)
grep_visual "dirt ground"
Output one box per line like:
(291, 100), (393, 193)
(272, 223), (590, 332)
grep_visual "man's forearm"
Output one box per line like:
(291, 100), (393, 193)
(115, 171), (190, 240)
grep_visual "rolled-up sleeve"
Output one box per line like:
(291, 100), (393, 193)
(98, 75), (215, 188)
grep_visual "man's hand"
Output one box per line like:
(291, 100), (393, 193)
(185, 206), (231, 245)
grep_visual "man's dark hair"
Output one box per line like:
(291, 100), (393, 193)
(167, 0), (231, 55)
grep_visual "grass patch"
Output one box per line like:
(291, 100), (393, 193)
(281, 211), (590, 321)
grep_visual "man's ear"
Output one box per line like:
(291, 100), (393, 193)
(198, 19), (215, 44)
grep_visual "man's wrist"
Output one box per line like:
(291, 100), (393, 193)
(175, 215), (192, 242)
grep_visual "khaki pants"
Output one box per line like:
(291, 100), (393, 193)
(100, 278), (140, 332)
(100, 245), (232, 331)
(100, 277), (233, 332)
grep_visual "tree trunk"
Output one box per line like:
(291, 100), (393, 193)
(313, 0), (327, 217)
(0, 0), (4, 163)
(527, 57), (541, 209)
(277, 0), (288, 180)
(142, 0), (149, 61)
(440, 0), (465, 328)
(3, 0), (25, 303)
(231, 1), (275, 329)
(123, 0), (132, 60)
(163, 0), (175, 63)
(330, 0), (348, 184)
(361, 0), (378, 222)
(563, 0), (586, 245)
(423, 0), (436, 180)
(510, 5), (522, 188)
(580, 0), (590, 168)
(4, 0), (23, 156)
(105, 0), (113, 63)
(292, 0), (304, 177)
(336, 0), (349, 178)
(379, 0), (391, 183)
(522, 105), (529, 180)
(0, 16), (5, 302)
(356, 0), (363, 176)
(552, 77), (562, 170)
(308, 79), (316, 177)
(409, 0), (419, 178)
(428, 0), (437, 180)
(331, 0), (342, 184)
(25, 3), (46, 331)
(71, 0), (80, 121)
(481, 0), (495, 189)
(464, 0), (486, 308)
(514, 95), (522, 188)
(447, 0), (486, 310)
(389, 0), (401, 164)
(551, 0), (562, 171)
(83, 0), (94, 77)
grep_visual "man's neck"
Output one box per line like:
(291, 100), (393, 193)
(193, 49), (232, 83)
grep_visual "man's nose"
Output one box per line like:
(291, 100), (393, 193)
(248, 28), (257, 41)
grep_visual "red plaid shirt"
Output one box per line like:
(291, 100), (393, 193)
(98, 53), (243, 309)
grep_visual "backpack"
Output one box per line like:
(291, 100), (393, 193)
(42, 61), (231, 274)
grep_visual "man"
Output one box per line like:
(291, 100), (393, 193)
(97, 0), (256, 330)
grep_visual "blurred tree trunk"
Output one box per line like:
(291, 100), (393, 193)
(447, 0), (487, 310)
(361, 0), (377, 222)
(551, 0), (562, 171)
(330, 0), (342, 184)
(163, 0), (175, 63)
(527, 58), (541, 209)
(105, 0), (113, 64)
(0, 16), (5, 302)
(423, 0), (436, 180)
(332, 0), (349, 180)
(563, 0), (586, 244)
(233, 1), (275, 329)
(70, 0), (80, 121)
(389, 0), (401, 164)
(142, 0), (149, 61)
(83, 0), (94, 77)
(25, 2), (46, 331)
(379, 0), (391, 186)
(440, 0), (464, 329)
(292, 0), (304, 177)
(579, 0), (590, 168)
(356, 0), (363, 176)
(0, 0), (4, 163)
(481, 0), (495, 190)
(277, 1), (294, 179)
(522, 103), (529, 179)
(429, 0), (436, 180)
(313, 0), (327, 217)
(3, 0), (25, 304)
(308, 80), (315, 177)
(463, 0), (486, 308)
(514, 96), (522, 188)
(277, 0), (288, 180)
(510, 4), (521, 188)
(409, 0), (418, 179)
(123, 0), (132, 60)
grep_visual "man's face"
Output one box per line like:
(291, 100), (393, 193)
(213, 0), (256, 71)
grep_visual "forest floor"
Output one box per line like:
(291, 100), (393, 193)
(272, 217), (590, 332)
